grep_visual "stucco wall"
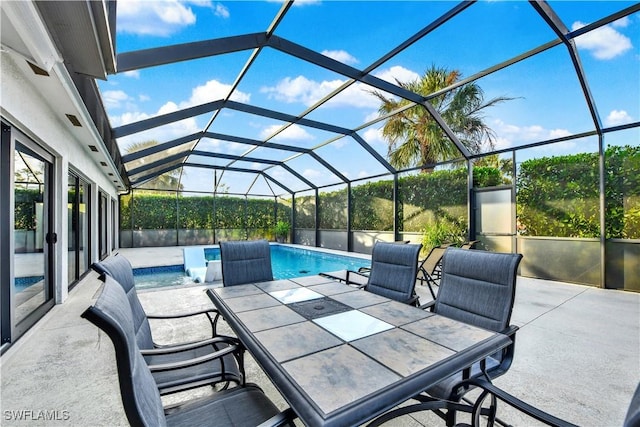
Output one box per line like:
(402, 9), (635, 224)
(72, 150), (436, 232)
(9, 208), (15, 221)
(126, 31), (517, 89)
(2, 52), (120, 303)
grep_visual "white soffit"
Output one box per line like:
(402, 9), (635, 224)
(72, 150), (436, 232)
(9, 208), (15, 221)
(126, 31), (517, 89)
(0, 1), (61, 72)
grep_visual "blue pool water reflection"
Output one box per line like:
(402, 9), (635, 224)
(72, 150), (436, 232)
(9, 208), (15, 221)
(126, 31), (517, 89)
(134, 245), (370, 289)
(205, 245), (370, 280)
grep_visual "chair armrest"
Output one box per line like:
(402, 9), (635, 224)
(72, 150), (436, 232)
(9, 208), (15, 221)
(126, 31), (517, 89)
(462, 378), (578, 427)
(142, 336), (242, 355)
(500, 324), (519, 337)
(148, 307), (223, 344)
(147, 342), (241, 372)
(345, 270), (369, 287)
(146, 307), (218, 320)
(419, 300), (436, 311)
(256, 407), (298, 427)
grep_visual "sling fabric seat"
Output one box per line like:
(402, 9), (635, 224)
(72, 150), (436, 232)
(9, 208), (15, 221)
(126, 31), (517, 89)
(422, 247), (523, 425)
(363, 241), (422, 305)
(416, 245), (448, 300)
(92, 255), (243, 395)
(81, 275), (296, 427)
(219, 240), (274, 287)
(371, 248), (522, 426)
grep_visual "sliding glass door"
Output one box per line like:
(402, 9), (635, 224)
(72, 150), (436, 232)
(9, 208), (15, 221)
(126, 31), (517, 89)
(68, 172), (90, 288)
(11, 135), (56, 339)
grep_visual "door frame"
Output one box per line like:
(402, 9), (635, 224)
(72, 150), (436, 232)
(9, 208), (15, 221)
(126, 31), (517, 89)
(1, 123), (56, 349)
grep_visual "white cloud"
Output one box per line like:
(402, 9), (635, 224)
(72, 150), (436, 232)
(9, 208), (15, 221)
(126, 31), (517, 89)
(198, 137), (246, 154)
(182, 79), (250, 107)
(139, 94), (151, 102)
(259, 65), (419, 110)
(324, 83), (379, 109)
(261, 75), (344, 105)
(362, 127), (386, 146)
(214, 3), (230, 18)
(612, 16), (631, 28)
(321, 50), (359, 65)
(549, 128), (572, 139)
(117, 0), (214, 36)
(605, 109), (634, 126)
(492, 119), (572, 149)
(374, 65), (420, 85)
(572, 21), (633, 60)
(111, 79), (247, 137)
(302, 168), (323, 180)
(102, 90), (130, 109)
(260, 124), (314, 141)
(113, 103), (200, 150)
(123, 70), (140, 79)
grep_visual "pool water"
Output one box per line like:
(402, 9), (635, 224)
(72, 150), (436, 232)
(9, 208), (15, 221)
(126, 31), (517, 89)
(134, 245), (371, 289)
(205, 245), (370, 280)
(270, 245), (370, 280)
(133, 265), (193, 290)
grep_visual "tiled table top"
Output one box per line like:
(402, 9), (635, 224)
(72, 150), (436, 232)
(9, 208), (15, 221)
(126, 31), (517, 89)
(210, 274), (511, 427)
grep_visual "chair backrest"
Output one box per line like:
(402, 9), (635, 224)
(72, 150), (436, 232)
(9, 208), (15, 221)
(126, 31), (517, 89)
(219, 240), (274, 286)
(625, 382), (640, 427)
(434, 248), (522, 332)
(460, 240), (479, 250)
(418, 245), (448, 276)
(81, 275), (167, 427)
(365, 242), (422, 304)
(92, 256), (154, 349)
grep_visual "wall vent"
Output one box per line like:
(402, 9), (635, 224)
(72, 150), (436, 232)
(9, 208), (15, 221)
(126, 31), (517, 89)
(66, 114), (82, 127)
(88, 145), (99, 152)
(27, 61), (49, 76)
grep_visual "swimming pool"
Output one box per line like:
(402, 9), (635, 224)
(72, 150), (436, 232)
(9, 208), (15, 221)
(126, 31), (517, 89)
(133, 245), (371, 289)
(133, 265), (194, 290)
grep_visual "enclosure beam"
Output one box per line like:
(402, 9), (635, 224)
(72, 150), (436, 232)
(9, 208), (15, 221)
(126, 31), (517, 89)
(116, 33), (268, 72)
(267, 35), (472, 158)
(113, 101), (224, 138)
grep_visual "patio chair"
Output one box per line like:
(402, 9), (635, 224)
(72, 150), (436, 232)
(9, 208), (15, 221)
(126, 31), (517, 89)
(92, 256), (244, 395)
(219, 239), (274, 286)
(362, 241), (422, 305)
(81, 275), (297, 427)
(415, 245), (449, 300)
(625, 382), (640, 427)
(372, 247), (522, 426)
(423, 247), (522, 425)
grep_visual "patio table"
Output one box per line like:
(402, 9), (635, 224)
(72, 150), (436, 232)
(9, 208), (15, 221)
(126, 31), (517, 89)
(208, 275), (512, 427)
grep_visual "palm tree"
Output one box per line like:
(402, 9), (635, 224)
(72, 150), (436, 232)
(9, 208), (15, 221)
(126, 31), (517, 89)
(372, 65), (511, 172)
(126, 140), (184, 191)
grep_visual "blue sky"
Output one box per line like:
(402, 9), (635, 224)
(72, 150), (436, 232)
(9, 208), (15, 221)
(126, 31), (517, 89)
(99, 0), (639, 194)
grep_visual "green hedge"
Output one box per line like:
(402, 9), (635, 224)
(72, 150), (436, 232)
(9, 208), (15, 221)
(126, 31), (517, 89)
(605, 145), (640, 239)
(399, 169), (468, 232)
(294, 194), (316, 229)
(103, 146), (640, 242)
(352, 180), (394, 231)
(120, 192), (291, 231)
(516, 145), (640, 238)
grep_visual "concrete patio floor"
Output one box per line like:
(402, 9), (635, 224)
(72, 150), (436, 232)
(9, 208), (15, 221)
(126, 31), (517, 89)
(1, 246), (638, 426)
